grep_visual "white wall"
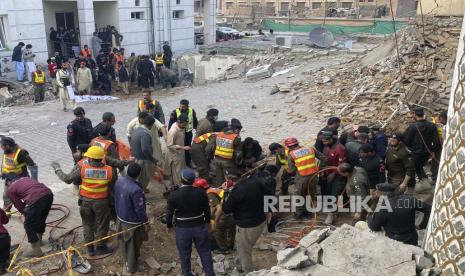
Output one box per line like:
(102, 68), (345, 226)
(43, 1), (78, 57)
(118, 0), (152, 56)
(168, 0), (195, 53)
(94, 1), (119, 29)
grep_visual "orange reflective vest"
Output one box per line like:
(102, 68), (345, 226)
(155, 55), (164, 65)
(1, 147), (26, 175)
(194, 133), (213, 144)
(115, 54), (124, 70)
(289, 146), (318, 176)
(214, 132), (238, 160)
(90, 137), (114, 155)
(138, 99), (157, 112)
(207, 187), (225, 201)
(79, 163), (113, 199)
(80, 49), (92, 58)
(33, 71), (45, 84)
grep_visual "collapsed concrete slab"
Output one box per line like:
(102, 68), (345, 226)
(246, 64), (274, 80)
(248, 224), (440, 276)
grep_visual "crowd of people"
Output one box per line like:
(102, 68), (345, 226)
(0, 86), (447, 275)
(11, 31), (176, 110)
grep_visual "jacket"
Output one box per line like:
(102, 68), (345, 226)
(166, 185), (211, 228)
(115, 176), (147, 224)
(371, 132), (388, 159)
(12, 45), (22, 62)
(118, 65), (129, 82)
(403, 119), (441, 154)
(67, 118), (93, 152)
(7, 177), (53, 213)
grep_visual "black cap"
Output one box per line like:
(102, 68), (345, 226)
(230, 118), (242, 129)
(269, 142), (283, 152)
(207, 108), (219, 117)
(180, 99), (189, 106)
(321, 131), (333, 139)
(73, 107), (85, 116)
(178, 114), (189, 123)
(357, 126), (370, 134)
(413, 107), (424, 117)
(95, 124), (112, 136)
(376, 183), (397, 193)
(359, 143), (374, 153)
(0, 137), (15, 147)
(390, 132), (403, 140)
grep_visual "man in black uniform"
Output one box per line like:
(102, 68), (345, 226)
(403, 107), (441, 192)
(137, 55), (156, 89)
(315, 117), (341, 152)
(67, 107), (93, 154)
(241, 137), (263, 168)
(368, 182), (431, 246)
(93, 112), (116, 143)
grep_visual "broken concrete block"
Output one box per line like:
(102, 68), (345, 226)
(415, 254), (434, 270)
(246, 64), (273, 80)
(306, 243), (322, 264)
(301, 264), (351, 276)
(214, 261), (226, 274)
(145, 256), (161, 270)
(277, 246), (311, 270)
(298, 227), (330, 248)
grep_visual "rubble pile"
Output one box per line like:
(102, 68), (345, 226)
(272, 17), (462, 132)
(0, 81), (55, 107)
(248, 224), (440, 276)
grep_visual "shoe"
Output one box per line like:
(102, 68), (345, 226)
(37, 233), (44, 246)
(86, 245), (95, 256)
(23, 241), (44, 257)
(324, 213), (334, 225)
(95, 244), (113, 255)
(213, 248), (231, 255)
(414, 178), (432, 193)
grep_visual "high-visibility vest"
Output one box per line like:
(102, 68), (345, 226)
(1, 147), (26, 175)
(214, 132), (238, 160)
(80, 49), (92, 58)
(176, 108), (194, 132)
(277, 147), (290, 172)
(79, 163), (113, 199)
(432, 116), (444, 144)
(155, 55), (164, 65)
(289, 146), (318, 176)
(207, 187), (225, 202)
(33, 71), (45, 84)
(90, 137), (114, 155)
(138, 99), (157, 112)
(194, 133), (213, 144)
(115, 54), (124, 69)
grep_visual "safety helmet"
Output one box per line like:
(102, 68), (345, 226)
(193, 178), (209, 189)
(83, 146), (105, 160)
(284, 137), (299, 147)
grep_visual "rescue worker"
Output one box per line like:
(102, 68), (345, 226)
(32, 65), (46, 103)
(368, 183), (431, 246)
(154, 52), (164, 83)
(196, 109), (219, 137)
(337, 163), (371, 224)
(321, 131), (347, 224)
(384, 133), (415, 193)
(431, 110), (447, 183)
(137, 91), (165, 124)
(1, 137), (37, 208)
(166, 169), (215, 276)
(52, 146), (114, 256)
(211, 171), (239, 254)
(268, 143), (292, 195)
(241, 137), (263, 168)
(164, 114), (190, 188)
(67, 107), (93, 155)
(191, 132), (216, 181)
(207, 119), (243, 185)
(91, 124), (118, 159)
(168, 99), (198, 167)
(285, 137), (325, 220)
(93, 112), (117, 143)
(403, 107), (441, 192)
(5, 173), (53, 257)
(315, 117), (341, 152)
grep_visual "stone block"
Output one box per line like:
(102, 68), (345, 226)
(415, 255), (434, 270)
(246, 64), (274, 80)
(145, 256), (161, 270)
(298, 227), (330, 248)
(306, 243), (322, 264)
(277, 246), (311, 270)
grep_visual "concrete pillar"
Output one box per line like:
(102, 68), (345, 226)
(77, 0), (95, 49)
(203, 0), (216, 45)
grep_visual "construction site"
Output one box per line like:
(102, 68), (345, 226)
(0, 0), (465, 275)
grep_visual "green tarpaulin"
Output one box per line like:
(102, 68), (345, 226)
(261, 19), (407, 35)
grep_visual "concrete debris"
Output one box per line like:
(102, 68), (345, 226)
(248, 224), (441, 276)
(0, 87), (12, 98)
(0, 80), (55, 107)
(145, 256), (161, 270)
(246, 64), (274, 80)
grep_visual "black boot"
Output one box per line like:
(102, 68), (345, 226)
(95, 244), (113, 255)
(86, 245), (95, 256)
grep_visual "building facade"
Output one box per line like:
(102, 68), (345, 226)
(0, 0), (212, 64)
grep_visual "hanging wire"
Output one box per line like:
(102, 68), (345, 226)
(388, 0), (404, 81)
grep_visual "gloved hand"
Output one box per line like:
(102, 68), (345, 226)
(51, 162), (61, 171)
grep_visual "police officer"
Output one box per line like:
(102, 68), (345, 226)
(385, 133), (415, 193)
(168, 99), (198, 167)
(207, 119), (243, 186)
(52, 146), (114, 256)
(1, 137), (37, 208)
(67, 107), (93, 155)
(286, 137), (325, 220)
(268, 142), (292, 195)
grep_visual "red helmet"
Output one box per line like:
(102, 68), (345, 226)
(193, 178), (209, 189)
(284, 137), (299, 147)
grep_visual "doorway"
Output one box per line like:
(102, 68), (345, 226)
(55, 12), (75, 31)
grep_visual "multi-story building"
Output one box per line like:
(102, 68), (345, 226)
(0, 0), (216, 63)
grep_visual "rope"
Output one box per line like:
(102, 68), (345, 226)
(388, 0), (404, 81)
